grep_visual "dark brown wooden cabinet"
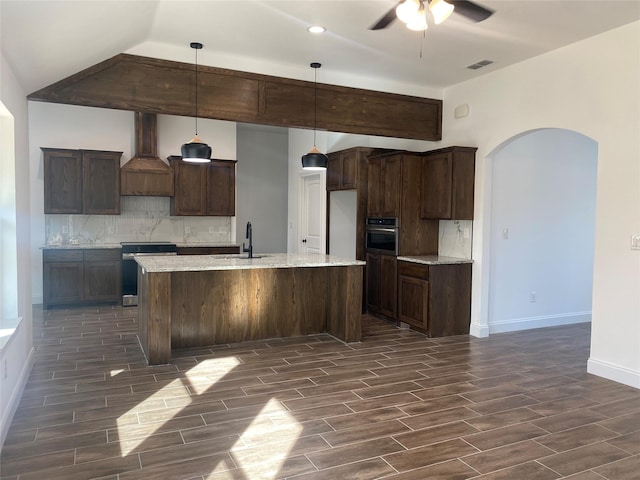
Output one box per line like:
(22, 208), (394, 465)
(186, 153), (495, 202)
(367, 155), (402, 217)
(169, 157), (236, 216)
(43, 248), (121, 308)
(398, 260), (472, 337)
(327, 149), (360, 191)
(367, 152), (439, 256)
(42, 148), (121, 215)
(420, 147), (476, 220)
(366, 252), (397, 320)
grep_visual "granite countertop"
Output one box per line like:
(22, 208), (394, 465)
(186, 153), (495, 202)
(135, 253), (366, 273)
(42, 243), (122, 249)
(397, 255), (473, 265)
(42, 242), (240, 250)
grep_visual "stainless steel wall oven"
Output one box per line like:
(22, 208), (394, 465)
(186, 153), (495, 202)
(365, 217), (399, 255)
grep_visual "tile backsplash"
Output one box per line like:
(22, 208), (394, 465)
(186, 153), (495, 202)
(45, 197), (233, 245)
(438, 220), (473, 258)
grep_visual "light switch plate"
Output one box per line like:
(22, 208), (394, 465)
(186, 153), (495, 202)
(632, 234), (640, 250)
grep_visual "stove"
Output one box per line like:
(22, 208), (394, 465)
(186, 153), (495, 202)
(121, 242), (177, 306)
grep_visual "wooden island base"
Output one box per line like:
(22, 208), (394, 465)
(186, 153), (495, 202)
(138, 263), (363, 365)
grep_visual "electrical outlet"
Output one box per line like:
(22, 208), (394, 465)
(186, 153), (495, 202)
(185, 226), (191, 234)
(62, 226), (69, 234)
(631, 234), (640, 250)
(529, 291), (537, 303)
(209, 227), (215, 234)
(107, 226), (115, 235)
(463, 228), (470, 239)
(502, 228), (509, 240)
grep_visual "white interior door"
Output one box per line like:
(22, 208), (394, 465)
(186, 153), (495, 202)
(300, 173), (323, 254)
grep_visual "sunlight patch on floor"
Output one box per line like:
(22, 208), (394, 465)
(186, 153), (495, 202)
(230, 398), (303, 479)
(185, 357), (240, 395)
(116, 378), (189, 457)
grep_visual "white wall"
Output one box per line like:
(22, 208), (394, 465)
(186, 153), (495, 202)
(236, 124), (289, 254)
(443, 22), (640, 388)
(489, 128), (597, 333)
(0, 54), (34, 448)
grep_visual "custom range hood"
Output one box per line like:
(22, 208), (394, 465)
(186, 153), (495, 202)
(120, 112), (174, 196)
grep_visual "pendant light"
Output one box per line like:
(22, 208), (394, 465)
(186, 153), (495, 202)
(301, 62), (328, 170)
(181, 42), (212, 163)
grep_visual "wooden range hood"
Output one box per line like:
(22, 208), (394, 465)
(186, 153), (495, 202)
(120, 112), (174, 196)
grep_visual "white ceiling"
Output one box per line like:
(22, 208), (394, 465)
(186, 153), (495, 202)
(2, 0), (639, 96)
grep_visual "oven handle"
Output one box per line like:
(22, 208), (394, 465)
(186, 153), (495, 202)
(122, 252), (177, 260)
(366, 227), (398, 233)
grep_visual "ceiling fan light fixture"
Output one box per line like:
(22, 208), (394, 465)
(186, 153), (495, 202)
(406, 5), (428, 31)
(181, 41), (212, 164)
(429, 0), (454, 24)
(396, 0), (421, 24)
(301, 62), (328, 170)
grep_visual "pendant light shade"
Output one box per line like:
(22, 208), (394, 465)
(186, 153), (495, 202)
(181, 42), (212, 163)
(301, 62), (328, 170)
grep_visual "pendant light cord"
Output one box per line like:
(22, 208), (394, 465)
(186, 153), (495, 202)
(313, 66), (317, 147)
(194, 46), (199, 136)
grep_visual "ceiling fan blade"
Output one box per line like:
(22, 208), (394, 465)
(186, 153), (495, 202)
(369, 2), (400, 30)
(449, 0), (494, 22)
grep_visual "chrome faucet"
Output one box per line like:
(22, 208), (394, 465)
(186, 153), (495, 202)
(242, 221), (253, 258)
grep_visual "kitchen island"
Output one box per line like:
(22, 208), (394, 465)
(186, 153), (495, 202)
(135, 253), (365, 364)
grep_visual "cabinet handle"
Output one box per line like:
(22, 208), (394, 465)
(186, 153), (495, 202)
(302, 239), (307, 243)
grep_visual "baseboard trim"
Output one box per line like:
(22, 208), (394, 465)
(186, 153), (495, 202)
(587, 358), (640, 389)
(488, 312), (591, 334)
(0, 345), (35, 449)
(469, 323), (489, 338)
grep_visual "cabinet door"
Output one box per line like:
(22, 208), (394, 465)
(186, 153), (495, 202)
(367, 158), (382, 216)
(366, 253), (381, 311)
(340, 150), (358, 190)
(82, 150), (121, 214)
(421, 152), (453, 219)
(398, 275), (429, 329)
(172, 160), (207, 215)
(381, 157), (401, 217)
(43, 250), (84, 307)
(379, 254), (397, 319)
(206, 161), (236, 216)
(83, 249), (122, 303)
(43, 149), (83, 214)
(326, 152), (342, 191)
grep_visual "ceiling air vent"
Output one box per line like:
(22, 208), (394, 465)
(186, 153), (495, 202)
(467, 59), (494, 70)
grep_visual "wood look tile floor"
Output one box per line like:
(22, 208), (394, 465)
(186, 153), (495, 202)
(1, 306), (639, 480)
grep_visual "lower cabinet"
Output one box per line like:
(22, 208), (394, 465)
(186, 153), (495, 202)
(398, 261), (472, 337)
(43, 249), (121, 308)
(366, 252), (397, 320)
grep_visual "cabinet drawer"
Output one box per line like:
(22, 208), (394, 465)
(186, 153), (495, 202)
(398, 261), (429, 280)
(83, 249), (121, 262)
(43, 249), (83, 262)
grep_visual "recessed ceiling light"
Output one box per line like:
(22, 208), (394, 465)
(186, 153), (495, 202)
(307, 25), (326, 34)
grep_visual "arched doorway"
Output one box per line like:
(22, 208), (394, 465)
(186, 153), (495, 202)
(485, 128), (598, 334)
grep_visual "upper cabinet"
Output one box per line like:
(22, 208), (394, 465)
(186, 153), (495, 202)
(367, 155), (402, 218)
(327, 149), (360, 191)
(42, 148), (121, 215)
(169, 156), (236, 216)
(420, 147), (476, 220)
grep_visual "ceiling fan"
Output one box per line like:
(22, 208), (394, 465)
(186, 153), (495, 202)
(370, 0), (494, 31)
